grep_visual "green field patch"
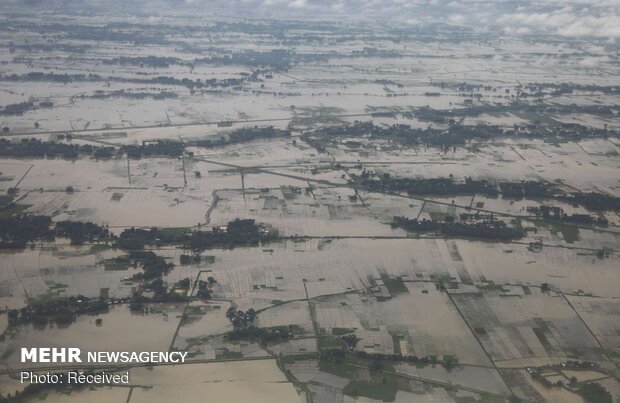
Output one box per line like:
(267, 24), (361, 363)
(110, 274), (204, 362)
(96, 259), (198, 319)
(45, 281), (68, 290)
(89, 244), (111, 253)
(380, 274), (409, 296)
(99, 288), (109, 300)
(343, 379), (398, 402)
(332, 327), (356, 336)
(318, 336), (345, 350)
(318, 359), (358, 379)
(218, 350), (243, 359)
(1, 348), (15, 360)
(546, 222), (580, 243)
(280, 353), (320, 364)
(102, 256), (131, 270)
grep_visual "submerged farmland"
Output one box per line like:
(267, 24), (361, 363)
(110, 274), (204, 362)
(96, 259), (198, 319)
(0, 6), (619, 403)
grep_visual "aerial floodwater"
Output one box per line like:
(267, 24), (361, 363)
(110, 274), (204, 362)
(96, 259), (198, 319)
(0, 0), (619, 402)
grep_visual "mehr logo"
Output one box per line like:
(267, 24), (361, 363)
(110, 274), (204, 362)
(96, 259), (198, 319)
(21, 348), (82, 363)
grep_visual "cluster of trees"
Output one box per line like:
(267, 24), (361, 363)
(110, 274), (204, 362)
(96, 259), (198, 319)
(0, 207), (113, 248)
(140, 277), (189, 301)
(0, 72), (245, 91)
(1, 130), (292, 161)
(193, 126), (291, 148)
(113, 269), (212, 311)
(7, 296), (108, 327)
(0, 214), (53, 248)
(578, 382), (612, 403)
(102, 56), (179, 68)
(356, 173), (557, 200)
(223, 305), (297, 344)
(55, 220), (110, 245)
(306, 121), (510, 151)
(304, 116), (617, 156)
(1, 72), (105, 84)
(0, 101), (35, 116)
(226, 325), (294, 344)
(117, 219), (269, 251)
(340, 333), (359, 349)
(188, 219), (266, 251)
(356, 172), (619, 215)
(9, 42), (91, 53)
(355, 175), (499, 197)
(560, 192), (620, 212)
(498, 181), (554, 198)
(321, 348), (459, 370)
(532, 82), (620, 96)
(195, 49), (301, 69)
(527, 205), (608, 225)
(121, 141), (185, 159)
(392, 216), (525, 241)
(196, 279), (213, 300)
(529, 368), (565, 388)
(176, 277), (191, 290)
(81, 90), (178, 100)
(181, 219), (263, 251)
(126, 250), (174, 280)
(0, 138), (115, 159)
(180, 254), (201, 265)
(1, 215), (268, 276)
(414, 102), (619, 124)
(226, 306), (257, 328)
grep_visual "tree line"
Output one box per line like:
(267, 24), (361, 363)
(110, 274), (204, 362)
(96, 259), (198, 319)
(392, 216), (525, 241)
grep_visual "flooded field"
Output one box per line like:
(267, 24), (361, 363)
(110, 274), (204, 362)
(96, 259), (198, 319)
(1, 304), (183, 370)
(128, 360), (303, 403)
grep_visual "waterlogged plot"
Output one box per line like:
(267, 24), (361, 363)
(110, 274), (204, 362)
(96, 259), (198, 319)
(0, 375), (27, 401)
(0, 162), (31, 192)
(444, 240), (620, 298)
(285, 358), (504, 403)
(172, 300), (233, 354)
(359, 192), (423, 224)
(312, 283), (491, 365)
(8, 157), (215, 228)
(598, 378), (620, 403)
(339, 138), (620, 196)
(128, 360), (303, 403)
(208, 187), (398, 237)
(499, 368), (548, 402)
(394, 363), (511, 397)
(523, 370), (586, 403)
(450, 288), (606, 366)
(190, 137), (318, 168)
(565, 295), (620, 362)
(0, 246), (135, 308)
(184, 237), (620, 309)
(269, 337), (318, 356)
(0, 304), (184, 370)
(203, 238), (443, 302)
(22, 387), (130, 403)
(256, 300), (314, 336)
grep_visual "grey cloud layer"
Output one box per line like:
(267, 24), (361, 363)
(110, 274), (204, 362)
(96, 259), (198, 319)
(8, 0), (620, 39)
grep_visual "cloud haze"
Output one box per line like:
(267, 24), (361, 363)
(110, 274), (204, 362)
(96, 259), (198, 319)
(5, 0), (620, 39)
